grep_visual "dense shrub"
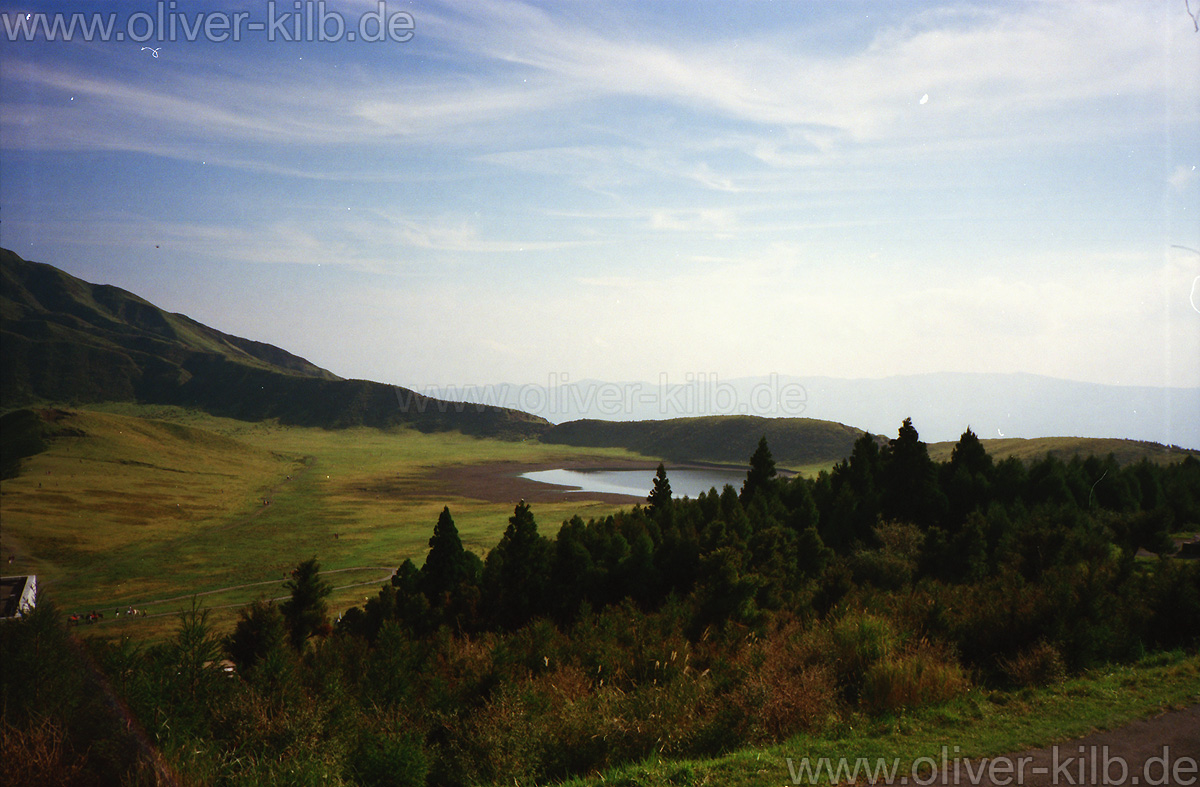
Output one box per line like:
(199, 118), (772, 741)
(348, 729), (428, 787)
(722, 621), (838, 742)
(999, 640), (1067, 688)
(831, 612), (898, 691)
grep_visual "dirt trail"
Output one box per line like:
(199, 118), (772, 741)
(922, 705), (1200, 786)
(68, 566), (397, 623)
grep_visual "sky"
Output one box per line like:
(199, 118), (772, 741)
(2, 0), (1199, 395)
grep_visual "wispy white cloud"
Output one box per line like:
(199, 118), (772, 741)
(5, 0), (1193, 169)
(426, 0), (1195, 148)
(10, 208), (587, 270)
(1170, 164), (1198, 192)
(648, 208), (736, 234)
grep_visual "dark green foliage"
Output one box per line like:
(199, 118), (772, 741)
(390, 560), (434, 633)
(0, 408), (47, 479)
(483, 502), (553, 629)
(818, 433), (884, 552)
(880, 418), (947, 527)
(691, 547), (764, 633)
(647, 462), (673, 516)
(0, 603), (166, 785)
(942, 428), (994, 527)
(166, 600), (228, 705)
(420, 507), (482, 629)
(422, 507), (469, 601)
(348, 729), (428, 787)
(0, 603), (85, 726)
(225, 599), (288, 673)
(1141, 560), (1200, 650)
(740, 435), (778, 504)
(281, 557), (332, 650)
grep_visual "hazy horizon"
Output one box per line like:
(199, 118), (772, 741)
(3, 1), (1198, 392)
(409, 371), (1200, 448)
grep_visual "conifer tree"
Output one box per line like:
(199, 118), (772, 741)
(881, 418), (946, 526)
(647, 463), (673, 515)
(741, 435), (777, 503)
(482, 501), (552, 629)
(421, 506), (471, 605)
(281, 557), (332, 650)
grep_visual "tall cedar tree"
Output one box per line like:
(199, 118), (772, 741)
(943, 428), (995, 528)
(881, 418), (946, 527)
(483, 501), (552, 629)
(647, 463), (673, 515)
(421, 506), (471, 604)
(741, 435), (777, 503)
(281, 557), (332, 650)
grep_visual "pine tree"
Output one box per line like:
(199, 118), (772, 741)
(482, 501), (552, 629)
(225, 600), (288, 672)
(420, 506), (470, 605)
(881, 418), (946, 527)
(943, 428), (995, 528)
(281, 557), (332, 650)
(647, 463), (673, 515)
(741, 435), (777, 503)
(949, 428), (993, 477)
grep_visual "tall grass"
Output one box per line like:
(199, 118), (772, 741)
(860, 642), (968, 715)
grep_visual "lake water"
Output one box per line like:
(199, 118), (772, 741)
(521, 467), (746, 499)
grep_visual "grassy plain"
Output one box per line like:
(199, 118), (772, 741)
(0, 404), (651, 638)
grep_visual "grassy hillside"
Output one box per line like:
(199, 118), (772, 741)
(0, 405), (648, 637)
(1, 249), (546, 438)
(928, 434), (1200, 465)
(0, 248), (337, 385)
(541, 414), (865, 469)
(541, 417), (1200, 473)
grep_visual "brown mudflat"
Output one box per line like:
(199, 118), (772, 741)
(430, 459), (661, 505)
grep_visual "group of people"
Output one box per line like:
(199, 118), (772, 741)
(67, 606), (144, 625)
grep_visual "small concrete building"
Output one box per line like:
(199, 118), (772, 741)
(0, 575), (37, 620)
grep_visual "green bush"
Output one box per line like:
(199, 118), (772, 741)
(349, 730), (428, 787)
(831, 613), (897, 689)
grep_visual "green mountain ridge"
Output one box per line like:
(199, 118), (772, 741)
(541, 414), (867, 468)
(0, 249), (546, 438)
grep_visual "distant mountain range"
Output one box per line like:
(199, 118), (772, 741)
(0, 249), (546, 438)
(4, 248), (1196, 467)
(417, 372), (1200, 449)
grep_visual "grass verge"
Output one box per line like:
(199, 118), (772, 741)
(559, 650), (1200, 787)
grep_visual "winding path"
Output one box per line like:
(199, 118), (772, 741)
(923, 705), (1200, 786)
(71, 566), (396, 623)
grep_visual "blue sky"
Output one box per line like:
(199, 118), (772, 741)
(2, 0), (1198, 391)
